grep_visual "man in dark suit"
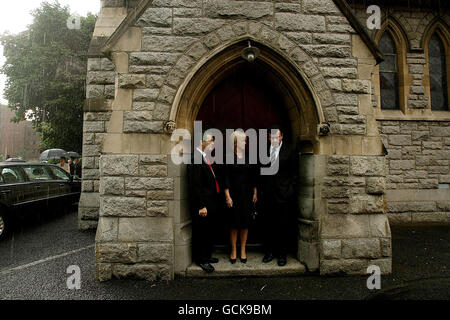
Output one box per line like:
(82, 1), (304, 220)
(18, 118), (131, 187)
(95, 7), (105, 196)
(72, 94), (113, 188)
(73, 158), (82, 178)
(260, 125), (298, 266)
(70, 158), (82, 178)
(187, 133), (220, 273)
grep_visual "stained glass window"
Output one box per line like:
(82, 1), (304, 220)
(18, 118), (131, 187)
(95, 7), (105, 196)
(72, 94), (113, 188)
(429, 33), (448, 111)
(379, 32), (399, 110)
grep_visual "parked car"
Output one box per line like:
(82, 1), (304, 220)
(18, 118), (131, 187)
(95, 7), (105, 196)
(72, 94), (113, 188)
(0, 161), (81, 239)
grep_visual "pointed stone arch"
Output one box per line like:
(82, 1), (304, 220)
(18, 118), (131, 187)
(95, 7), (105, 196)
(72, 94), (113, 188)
(377, 16), (411, 52)
(420, 18), (450, 50)
(422, 18), (450, 111)
(160, 20), (332, 148)
(374, 18), (410, 113)
(164, 21), (335, 274)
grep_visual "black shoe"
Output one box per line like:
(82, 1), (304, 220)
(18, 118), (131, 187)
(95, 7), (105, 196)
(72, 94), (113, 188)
(229, 258), (236, 264)
(240, 257), (247, 264)
(262, 253), (274, 263)
(197, 263), (214, 273)
(278, 256), (287, 267)
(208, 257), (219, 264)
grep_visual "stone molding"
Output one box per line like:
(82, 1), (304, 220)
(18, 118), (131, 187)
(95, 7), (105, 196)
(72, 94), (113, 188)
(167, 24), (328, 127)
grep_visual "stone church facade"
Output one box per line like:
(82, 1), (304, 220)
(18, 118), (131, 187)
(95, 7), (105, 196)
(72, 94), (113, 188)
(79, 0), (449, 281)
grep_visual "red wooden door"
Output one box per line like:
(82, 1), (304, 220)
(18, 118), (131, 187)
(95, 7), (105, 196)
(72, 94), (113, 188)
(196, 65), (289, 133)
(196, 65), (291, 245)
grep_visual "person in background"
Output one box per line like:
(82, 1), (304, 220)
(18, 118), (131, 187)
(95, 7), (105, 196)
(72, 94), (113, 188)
(60, 157), (69, 173)
(73, 158), (82, 178)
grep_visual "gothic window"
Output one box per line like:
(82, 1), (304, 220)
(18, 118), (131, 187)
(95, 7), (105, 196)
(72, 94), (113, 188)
(428, 33), (448, 111)
(379, 32), (399, 110)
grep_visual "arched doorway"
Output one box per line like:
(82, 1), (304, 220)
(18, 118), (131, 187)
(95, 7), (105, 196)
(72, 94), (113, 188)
(197, 63), (292, 135)
(196, 62), (294, 247)
(174, 39), (320, 144)
(172, 39), (322, 273)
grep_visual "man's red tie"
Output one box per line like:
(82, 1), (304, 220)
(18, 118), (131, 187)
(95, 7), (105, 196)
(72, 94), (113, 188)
(205, 156), (220, 193)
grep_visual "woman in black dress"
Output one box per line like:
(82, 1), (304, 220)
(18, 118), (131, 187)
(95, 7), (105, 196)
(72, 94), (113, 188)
(223, 131), (258, 264)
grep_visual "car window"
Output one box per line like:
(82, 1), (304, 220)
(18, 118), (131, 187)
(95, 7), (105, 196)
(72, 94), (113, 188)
(0, 167), (26, 183)
(23, 165), (53, 181)
(49, 166), (70, 181)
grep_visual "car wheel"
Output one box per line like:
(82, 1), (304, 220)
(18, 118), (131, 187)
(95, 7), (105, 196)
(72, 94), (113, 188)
(0, 212), (7, 240)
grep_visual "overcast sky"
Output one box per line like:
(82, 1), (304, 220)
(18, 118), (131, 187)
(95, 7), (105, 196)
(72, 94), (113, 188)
(0, 0), (101, 104)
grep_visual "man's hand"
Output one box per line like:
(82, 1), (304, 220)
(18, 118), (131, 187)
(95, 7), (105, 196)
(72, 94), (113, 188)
(225, 196), (233, 208)
(199, 207), (207, 217)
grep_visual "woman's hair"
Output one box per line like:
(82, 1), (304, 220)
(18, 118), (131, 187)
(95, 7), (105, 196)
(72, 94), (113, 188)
(230, 130), (246, 153)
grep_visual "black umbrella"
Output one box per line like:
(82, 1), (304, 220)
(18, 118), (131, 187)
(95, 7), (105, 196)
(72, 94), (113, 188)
(66, 151), (81, 159)
(39, 149), (67, 161)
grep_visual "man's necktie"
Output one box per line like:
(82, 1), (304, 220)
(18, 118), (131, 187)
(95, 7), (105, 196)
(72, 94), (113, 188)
(270, 147), (277, 164)
(205, 156), (220, 193)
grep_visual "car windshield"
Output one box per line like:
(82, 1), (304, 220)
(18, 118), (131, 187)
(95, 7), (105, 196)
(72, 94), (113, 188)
(49, 166), (70, 181)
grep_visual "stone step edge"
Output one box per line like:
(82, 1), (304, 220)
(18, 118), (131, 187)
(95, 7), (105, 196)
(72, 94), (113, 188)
(182, 254), (307, 278)
(183, 267), (307, 278)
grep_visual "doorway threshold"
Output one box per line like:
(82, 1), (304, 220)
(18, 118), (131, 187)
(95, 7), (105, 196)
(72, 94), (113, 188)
(185, 252), (306, 278)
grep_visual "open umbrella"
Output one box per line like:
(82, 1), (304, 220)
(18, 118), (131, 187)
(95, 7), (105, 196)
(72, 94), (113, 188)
(39, 149), (67, 161)
(66, 151), (81, 159)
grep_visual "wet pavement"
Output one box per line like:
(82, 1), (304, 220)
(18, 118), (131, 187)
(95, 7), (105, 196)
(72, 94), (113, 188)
(0, 209), (449, 300)
(366, 223), (450, 300)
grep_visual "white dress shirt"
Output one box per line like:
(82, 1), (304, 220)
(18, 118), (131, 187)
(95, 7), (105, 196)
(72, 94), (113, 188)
(196, 147), (216, 179)
(196, 147), (206, 159)
(269, 141), (283, 162)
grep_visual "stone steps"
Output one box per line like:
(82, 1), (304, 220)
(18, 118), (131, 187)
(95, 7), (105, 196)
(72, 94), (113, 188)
(185, 252), (306, 278)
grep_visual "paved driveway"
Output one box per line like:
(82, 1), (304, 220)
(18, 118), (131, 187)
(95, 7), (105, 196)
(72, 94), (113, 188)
(0, 209), (449, 300)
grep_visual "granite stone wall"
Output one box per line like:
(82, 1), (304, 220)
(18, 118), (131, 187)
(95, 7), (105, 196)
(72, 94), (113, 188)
(379, 120), (450, 223)
(320, 155), (391, 275)
(96, 155), (174, 281)
(351, 6), (450, 224)
(78, 57), (115, 230)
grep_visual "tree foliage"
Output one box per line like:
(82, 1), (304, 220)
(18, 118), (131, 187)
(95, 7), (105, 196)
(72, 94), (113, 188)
(0, 1), (96, 153)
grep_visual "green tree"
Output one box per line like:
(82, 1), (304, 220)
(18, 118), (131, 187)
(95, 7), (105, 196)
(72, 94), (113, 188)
(0, 1), (96, 153)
